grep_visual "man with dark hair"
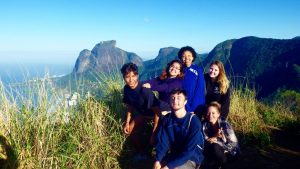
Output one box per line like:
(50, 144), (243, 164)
(154, 88), (204, 169)
(121, 62), (161, 161)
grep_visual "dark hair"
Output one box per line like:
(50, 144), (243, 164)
(120, 62), (138, 77)
(159, 60), (184, 80)
(177, 46), (197, 62)
(170, 88), (187, 100)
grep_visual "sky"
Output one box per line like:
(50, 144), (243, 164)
(0, 0), (300, 65)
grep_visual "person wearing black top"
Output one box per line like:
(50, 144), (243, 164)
(121, 63), (161, 161)
(205, 61), (230, 119)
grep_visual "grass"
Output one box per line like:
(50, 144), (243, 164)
(0, 75), (299, 168)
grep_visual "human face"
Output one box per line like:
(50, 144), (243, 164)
(181, 51), (194, 67)
(209, 64), (220, 79)
(169, 62), (181, 78)
(124, 71), (138, 89)
(206, 106), (220, 124)
(170, 93), (187, 111)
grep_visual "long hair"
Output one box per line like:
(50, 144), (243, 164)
(159, 60), (184, 80)
(210, 60), (229, 94)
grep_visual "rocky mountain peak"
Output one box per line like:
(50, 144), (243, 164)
(73, 40), (143, 74)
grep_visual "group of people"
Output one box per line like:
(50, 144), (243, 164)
(120, 46), (240, 169)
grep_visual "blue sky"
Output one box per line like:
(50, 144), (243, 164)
(0, 0), (299, 65)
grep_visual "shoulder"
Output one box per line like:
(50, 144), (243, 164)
(140, 86), (153, 95)
(192, 64), (204, 72)
(123, 85), (131, 96)
(161, 113), (173, 126)
(189, 114), (202, 129)
(202, 120), (211, 130)
(220, 119), (232, 129)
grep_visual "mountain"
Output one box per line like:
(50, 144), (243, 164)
(140, 47), (207, 80)
(66, 37), (300, 98)
(73, 40), (143, 74)
(204, 36), (300, 97)
(140, 47), (179, 80)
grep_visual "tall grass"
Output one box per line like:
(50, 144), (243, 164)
(0, 74), (299, 168)
(229, 86), (270, 146)
(0, 75), (126, 169)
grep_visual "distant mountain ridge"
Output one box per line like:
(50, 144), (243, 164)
(204, 36), (300, 97)
(69, 37), (300, 98)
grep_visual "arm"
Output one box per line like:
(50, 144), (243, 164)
(190, 67), (206, 112)
(155, 117), (170, 163)
(144, 78), (169, 92)
(221, 121), (239, 152)
(167, 118), (203, 168)
(152, 106), (160, 133)
(221, 87), (230, 119)
(150, 106), (160, 145)
(123, 105), (133, 134)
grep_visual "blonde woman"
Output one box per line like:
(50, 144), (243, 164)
(205, 61), (230, 119)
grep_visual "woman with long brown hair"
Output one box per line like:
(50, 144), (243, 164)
(143, 60), (184, 106)
(205, 60), (230, 119)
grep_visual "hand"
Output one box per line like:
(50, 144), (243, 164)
(123, 123), (130, 135)
(153, 161), (161, 169)
(207, 137), (218, 143)
(143, 83), (151, 88)
(216, 127), (226, 140)
(161, 166), (169, 169)
(216, 128), (222, 138)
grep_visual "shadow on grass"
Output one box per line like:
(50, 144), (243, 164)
(228, 124), (300, 169)
(0, 135), (19, 169)
(117, 131), (154, 169)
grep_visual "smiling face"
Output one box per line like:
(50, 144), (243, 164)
(124, 71), (138, 89)
(181, 51), (194, 67)
(170, 93), (187, 111)
(209, 64), (220, 79)
(206, 106), (221, 124)
(168, 62), (182, 78)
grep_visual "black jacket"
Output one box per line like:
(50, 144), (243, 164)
(204, 73), (230, 119)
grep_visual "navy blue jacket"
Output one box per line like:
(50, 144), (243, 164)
(156, 112), (204, 168)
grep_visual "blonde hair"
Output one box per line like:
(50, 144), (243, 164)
(210, 61), (230, 94)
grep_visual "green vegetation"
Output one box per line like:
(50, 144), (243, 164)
(0, 76), (299, 168)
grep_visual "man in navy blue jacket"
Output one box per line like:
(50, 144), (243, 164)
(154, 88), (204, 169)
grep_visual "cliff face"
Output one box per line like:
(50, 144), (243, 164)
(73, 40), (143, 74)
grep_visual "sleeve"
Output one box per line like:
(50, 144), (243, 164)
(167, 117), (203, 168)
(141, 88), (160, 109)
(122, 87), (129, 104)
(202, 122), (210, 141)
(190, 67), (206, 112)
(221, 121), (239, 153)
(155, 117), (170, 162)
(221, 87), (230, 119)
(144, 78), (169, 92)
